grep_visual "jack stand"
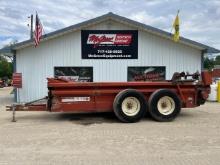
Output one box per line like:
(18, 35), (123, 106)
(12, 105), (16, 122)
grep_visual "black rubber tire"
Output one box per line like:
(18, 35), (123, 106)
(148, 89), (181, 122)
(113, 89), (147, 123)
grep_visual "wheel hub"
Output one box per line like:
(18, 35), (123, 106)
(157, 96), (175, 115)
(126, 102), (133, 109)
(121, 97), (140, 116)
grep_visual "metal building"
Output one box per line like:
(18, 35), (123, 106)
(1, 12), (219, 103)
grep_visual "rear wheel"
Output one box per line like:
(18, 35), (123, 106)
(113, 89), (147, 123)
(148, 89), (181, 122)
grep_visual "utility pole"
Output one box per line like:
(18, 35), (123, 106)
(30, 14), (33, 39)
(28, 14), (34, 39)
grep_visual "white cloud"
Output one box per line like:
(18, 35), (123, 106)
(0, 37), (15, 48)
(130, 11), (172, 30)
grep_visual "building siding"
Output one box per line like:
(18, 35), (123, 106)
(16, 20), (201, 102)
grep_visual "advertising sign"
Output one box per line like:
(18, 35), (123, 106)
(12, 73), (22, 88)
(54, 67), (93, 82)
(128, 67), (166, 81)
(81, 30), (138, 59)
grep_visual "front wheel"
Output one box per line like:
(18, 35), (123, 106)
(113, 89), (147, 123)
(148, 89), (181, 122)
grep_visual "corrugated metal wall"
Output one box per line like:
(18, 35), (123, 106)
(16, 20), (201, 102)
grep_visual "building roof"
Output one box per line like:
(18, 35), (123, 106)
(1, 12), (220, 54)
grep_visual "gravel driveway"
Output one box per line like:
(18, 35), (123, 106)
(1, 87), (220, 165)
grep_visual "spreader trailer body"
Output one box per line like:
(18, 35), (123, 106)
(7, 71), (211, 122)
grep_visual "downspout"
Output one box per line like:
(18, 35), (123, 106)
(12, 50), (17, 102)
(201, 49), (206, 71)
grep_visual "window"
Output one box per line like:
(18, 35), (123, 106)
(128, 66), (166, 81)
(54, 67), (93, 82)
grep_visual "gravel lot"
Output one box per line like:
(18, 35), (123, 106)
(1, 87), (220, 165)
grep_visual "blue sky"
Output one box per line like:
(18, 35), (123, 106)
(0, 0), (220, 50)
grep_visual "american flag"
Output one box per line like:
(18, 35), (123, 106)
(34, 14), (43, 47)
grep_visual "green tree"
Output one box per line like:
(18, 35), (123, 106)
(0, 39), (17, 80)
(0, 55), (13, 79)
(214, 55), (220, 65)
(204, 57), (214, 70)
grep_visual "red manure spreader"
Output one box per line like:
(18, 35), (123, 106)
(7, 71), (211, 123)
